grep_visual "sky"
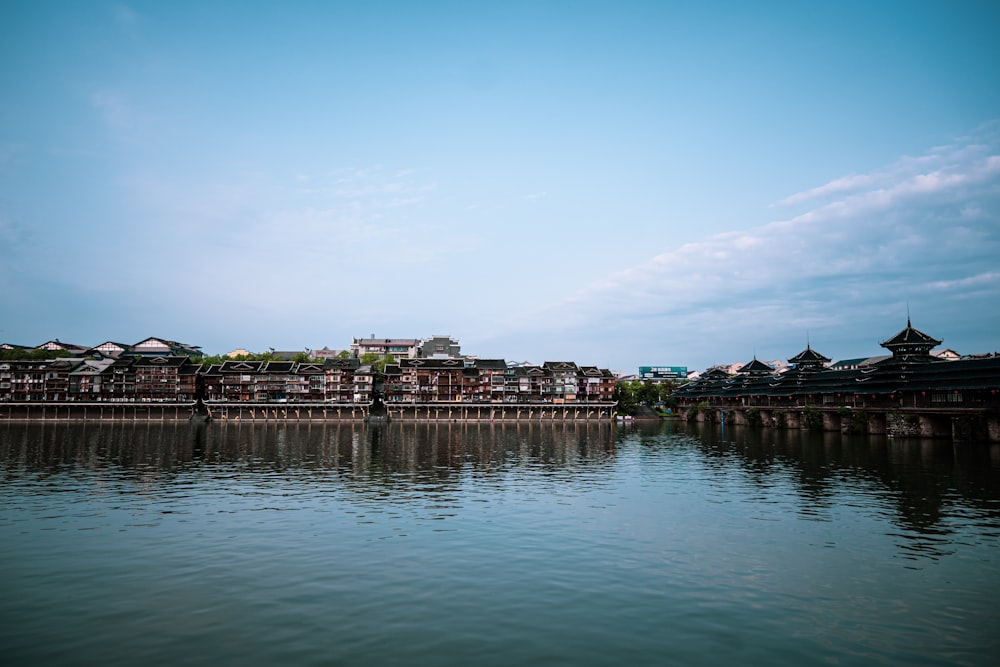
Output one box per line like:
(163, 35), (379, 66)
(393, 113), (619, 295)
(2, 0), (998, 372)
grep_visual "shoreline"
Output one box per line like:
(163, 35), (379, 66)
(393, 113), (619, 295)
(0, 401), (617, 423)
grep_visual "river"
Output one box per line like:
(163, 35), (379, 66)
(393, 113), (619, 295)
(1, 420), (998, 666)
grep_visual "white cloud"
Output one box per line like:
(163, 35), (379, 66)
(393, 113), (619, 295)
(926, 272), (1000, 291)
(474, 126), (1000, 367)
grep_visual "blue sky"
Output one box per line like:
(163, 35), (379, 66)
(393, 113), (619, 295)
(2, 1), (998, 371)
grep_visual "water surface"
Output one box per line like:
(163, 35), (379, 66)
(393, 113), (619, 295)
(1, 421), (998, 666)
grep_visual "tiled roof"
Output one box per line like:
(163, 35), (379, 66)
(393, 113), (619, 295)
(737, 358), (774, 374)
(132, 355), (191, 368)
(788, 345), (831, 366)
(219, 361), (263, 373)
(880, 319), (942, 356)
(473, 359), (507, 370)
(401, 358), (465, 369)
(324, 358), (360, 370)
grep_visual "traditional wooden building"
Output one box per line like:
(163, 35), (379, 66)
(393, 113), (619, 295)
(674, 321), (1000, 414)
(402, 358), (465, 402)
(2, 360), (49, 401)
(0, 339), (618, 414)
(296, 362), (327, 402)
(217, 361), (262, 402)
(542, 362), (580, 403)
(68, 359), (116, 399)
(469, 359), (507, 402)
(324, 358), (361, 403)
(131, 356), (200, 401)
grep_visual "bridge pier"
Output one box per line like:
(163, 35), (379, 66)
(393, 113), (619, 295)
(821, 412), (841, 432)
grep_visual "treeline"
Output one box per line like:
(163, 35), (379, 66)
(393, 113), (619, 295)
(1, 349), (72, 361)
(614, 379), (681, 415)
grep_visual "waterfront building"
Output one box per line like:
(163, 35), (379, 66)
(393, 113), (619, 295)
(352, 365), (374, 403)
(132, 355), (200, 402)
(324, 358), (361, 403)
(69, 359), (114, 398)
(542, 361), (580, 403)
(470, 359), (506, 402)
(2, 359), (48, 401)
(401, 357), (466, 402)
(253, 361), (298, 402)
(296, 362), (327, 401)
(674, 320), (1000, 414)
(515, 365), (547, 402)
(0, 335), (617, 412)
(217, 361), (262, 402)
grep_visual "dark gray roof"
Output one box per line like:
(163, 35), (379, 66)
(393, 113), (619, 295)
(880, 319), (942, 356)
(324, 358), (360, 370)
(219, 360), (263, 373)
(737, 358), (774, 375)
(788, 345), (831, 366)
(401, 358), (465, 369)
(473, 359), (507, 370)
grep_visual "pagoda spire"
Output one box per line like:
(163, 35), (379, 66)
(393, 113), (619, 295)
(880, 316), (941, 359)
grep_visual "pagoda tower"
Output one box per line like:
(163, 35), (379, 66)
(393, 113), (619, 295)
(879, 318), (942, 360)
(788, 344), (831, 370)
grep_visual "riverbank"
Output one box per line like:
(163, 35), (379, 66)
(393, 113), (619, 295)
(0, 402), (616, 423)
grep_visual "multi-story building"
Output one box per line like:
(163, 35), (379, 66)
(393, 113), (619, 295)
(515, 366), (547, 402)
(382, 363), (414, 404)
(542, 362), (580, 403)
(468, 359), (506, 402)
(353, 365), (375, 403)
(69, 359), (115, 399)
(253, 361), (296, 402)
(217, 361), (261, 402)
(350, 337), (420, 360)
(132, 356), (200, 402)
(201, 364), (223, 400)
(108, 357), (137, 401)
(325, 358), (361, 403)
(0, 338), (619, 410)
(402, 358), (465, 402)
(3, 360), (49, 401)
(296, 362), (327, 401)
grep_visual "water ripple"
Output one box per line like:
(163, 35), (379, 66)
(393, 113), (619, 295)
(1, 422), (999, 666)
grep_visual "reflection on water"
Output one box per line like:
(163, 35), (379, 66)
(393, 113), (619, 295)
(0, 419), (618, 476)
(1, 420), (999, 667)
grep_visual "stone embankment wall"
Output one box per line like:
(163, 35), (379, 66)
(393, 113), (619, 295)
(0, 402), (616, 423)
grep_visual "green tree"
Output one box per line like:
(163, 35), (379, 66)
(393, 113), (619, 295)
(359, 352), (396, 373)
(613, 380), (640, 415)
(0, 348), (72, 361)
